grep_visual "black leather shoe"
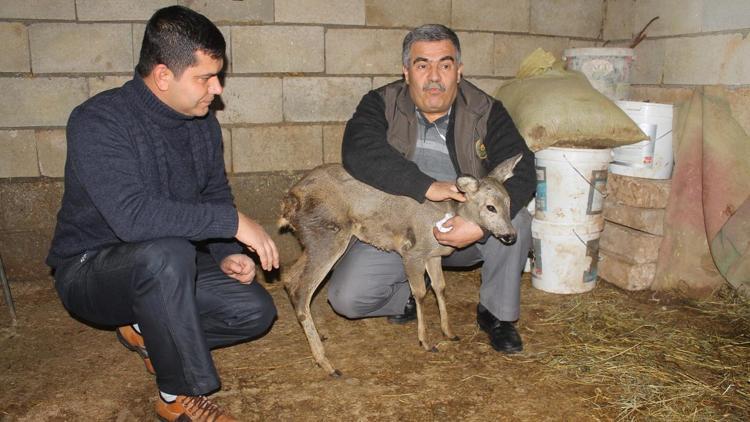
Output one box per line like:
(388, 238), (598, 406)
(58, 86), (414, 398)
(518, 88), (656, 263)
(476, 304), (523, 353)
(387, 275), (431, 325)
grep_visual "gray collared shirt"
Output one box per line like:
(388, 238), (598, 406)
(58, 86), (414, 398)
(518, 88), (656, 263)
(412, 108), (457, 182)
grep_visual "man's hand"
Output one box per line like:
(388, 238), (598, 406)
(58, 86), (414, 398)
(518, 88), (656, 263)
(236, 211), (280, 271)
(426, 181), (466, 202)
(220, 254), (256, 284)
(433, 215), (483, 248)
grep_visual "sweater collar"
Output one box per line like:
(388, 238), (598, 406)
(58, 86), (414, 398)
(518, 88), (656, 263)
(129, 74), (194, 128)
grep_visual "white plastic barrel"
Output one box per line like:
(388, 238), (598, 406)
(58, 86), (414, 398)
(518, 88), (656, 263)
(610, 101), (674, 179)
(531, 219), (601, 294)
(534, 147), (612, 230)
(563, 48), (634, 101)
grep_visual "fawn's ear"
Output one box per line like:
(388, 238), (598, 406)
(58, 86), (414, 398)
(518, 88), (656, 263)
(456, 176), (479, 194)
(489, 153), (523, 182)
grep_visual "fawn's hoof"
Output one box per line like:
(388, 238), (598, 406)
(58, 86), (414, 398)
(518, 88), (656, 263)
(449, 335), (460, 341)
(329, 369), (343, 378)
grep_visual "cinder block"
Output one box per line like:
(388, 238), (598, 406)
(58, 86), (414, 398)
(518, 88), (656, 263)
(181, 0), (274, 23)
(451, 0), (529, 32)
(0, 0), (75, 20)
(36, 130), (67, 178)
(373, 76), (402, 88)
(628, 86), (694, 105)
(232, 26), (324, 73)
(0, 23), (30, 73)
(631, 39), (665, 85)
(221, 127), (232, 174)
(216, 77), (282, 124)
(228, 171), (305, 223)
(0, 131), (39, 178)
(30, 23), (132, 73)
(567, 39), (598, 49)
(76, 0), (174, 21)
(365, 0), (451, 27)
(530, 0), (604, 38)
(326, 29), (407, 75)
(323, 124), (345, 164)
(456, 32), (494, 77)
(0, 77), (88, 127)
(634, 0), (702, 37)
(0, 229), (54, 282)
(133, 24), (231, 73)
(702, 0), (750, 32)
(663, 33), (750, 85)
(283, 77), (372, 122)
(602, 0), (634, 41)
(493, 34), (569, 77)
(599, 249), (656, 291)
(88, 76), (130, 97)
(603, 197), (665, 236)
(606, 173), (671, 209)
(0, 178), (63, 231)
(467, 78), (507, 98)
(275, 0), (365, 25)
(232, 125), (323, 172)
(600, 221), (661, 264)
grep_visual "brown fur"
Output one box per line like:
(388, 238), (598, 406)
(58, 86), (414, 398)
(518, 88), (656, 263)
(281, 155), (522, 376)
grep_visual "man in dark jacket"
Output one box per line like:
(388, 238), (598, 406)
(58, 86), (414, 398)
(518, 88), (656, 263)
(327, 24), (536, 354)
(47, 6), (276, 421)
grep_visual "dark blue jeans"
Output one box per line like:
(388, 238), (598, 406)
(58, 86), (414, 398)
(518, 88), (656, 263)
(53, 238), (276, 396)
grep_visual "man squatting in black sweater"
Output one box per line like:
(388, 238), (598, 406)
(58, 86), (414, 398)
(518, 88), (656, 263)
(47, 6), (274, 421)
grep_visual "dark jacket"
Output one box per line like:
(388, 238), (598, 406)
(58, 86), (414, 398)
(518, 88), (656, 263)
(342, 79), (535, 219)
(47, 76), (240, 268)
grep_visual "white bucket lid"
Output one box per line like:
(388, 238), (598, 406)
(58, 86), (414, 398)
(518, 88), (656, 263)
(616, 100), (673, 117)
(563, 47), (634, 58)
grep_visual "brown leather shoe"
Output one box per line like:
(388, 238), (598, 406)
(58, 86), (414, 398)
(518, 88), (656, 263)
(156, 395), (238, 422)
(116, 325), (155, 375)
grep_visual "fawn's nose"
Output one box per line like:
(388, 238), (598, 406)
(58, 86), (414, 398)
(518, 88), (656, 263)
(499, 234), (517, 245)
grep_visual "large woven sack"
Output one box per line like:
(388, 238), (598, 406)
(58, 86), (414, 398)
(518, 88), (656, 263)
(495, 49), (647, 151)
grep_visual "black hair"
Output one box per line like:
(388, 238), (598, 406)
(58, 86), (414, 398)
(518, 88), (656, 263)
(136, 5), (225, 78)
(402, 24), (461, 67)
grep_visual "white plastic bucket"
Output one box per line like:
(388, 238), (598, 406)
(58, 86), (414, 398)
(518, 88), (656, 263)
(563, 48), (634, 101)
(534, 147), (612, 229)
(531, 219), (601, 294)
(610, 101), (674, 179)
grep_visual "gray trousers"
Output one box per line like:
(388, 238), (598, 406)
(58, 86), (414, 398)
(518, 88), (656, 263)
(327, 209), (532, 322)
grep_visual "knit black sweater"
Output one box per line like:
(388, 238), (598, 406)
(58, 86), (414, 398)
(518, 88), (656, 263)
(47, 76), (240, 268)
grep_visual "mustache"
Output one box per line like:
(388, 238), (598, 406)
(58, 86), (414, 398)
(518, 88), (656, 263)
(422, 82), (446, 92)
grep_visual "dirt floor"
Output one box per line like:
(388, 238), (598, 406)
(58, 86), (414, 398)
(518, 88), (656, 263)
(1, 270), (749, 421)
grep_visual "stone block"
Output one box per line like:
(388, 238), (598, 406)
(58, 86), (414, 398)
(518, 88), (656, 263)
(323, 124), (345, 164)
(628, 86), (694, 105)
(599, 249), (655, 291)
(702, 0), (750, 32)
(365, 0), (451, 27)
(530, 0), (604, 38)
(631, 39), (665, 85)
(663, 33), (750, 85)
(36, 130), (67, 178)
(181, 0), (274, 23)
(232, 26), (324, 73)
(0, 131), (39, 178)
(602, 0), (634, 41)
(467, 78), (507, 98)
(456, 32), (494, 77)
(494, 34), (569, 77)
(216, 77), (282, 124)
(373, 76), (402, 89)
(0, 229), (53, 282)
(275, 0), (365, 25)
(600, 221), (661, 264)
(232, 126), (323, 172)
(228, 171), (305, 223)
(0, 77), (88, 127)
(603, 197), (665, 236)
(30, 23), (133, 73)
(0, 23), (30, 73)
(283, 77), (372, 122)
(0, 0), (75, 20)
(606, 173), (671, 209)
(76, 0), (174, 21)
(221, 127), (232, 174)
(326, 29), (407, 75)
(567, 39), (598, 49)
(634, 0), (702, 37)
(132, 24), (231, 72)
(0, 179), (63, 231)
(87, 76), (131, 97)
(451, 0), (530, 32)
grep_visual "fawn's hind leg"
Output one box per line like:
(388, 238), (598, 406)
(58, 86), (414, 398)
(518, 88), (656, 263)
(403, 258), (435, 352)
(284, 232), (351, 377)
(425, 257), (458, 341)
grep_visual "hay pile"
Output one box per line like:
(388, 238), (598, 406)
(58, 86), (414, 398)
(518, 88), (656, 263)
(527, 286), (750, 420)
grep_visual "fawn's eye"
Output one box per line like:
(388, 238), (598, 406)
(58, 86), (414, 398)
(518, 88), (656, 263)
(486, 205), (497, 213)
